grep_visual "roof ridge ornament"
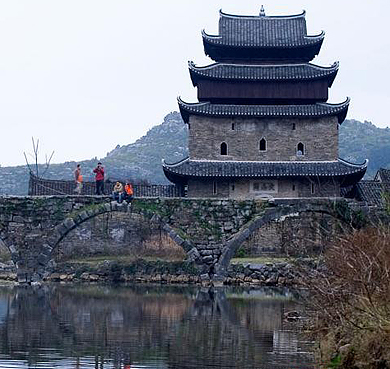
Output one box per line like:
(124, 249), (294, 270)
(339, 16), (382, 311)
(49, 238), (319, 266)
(260, 5), (265, 17)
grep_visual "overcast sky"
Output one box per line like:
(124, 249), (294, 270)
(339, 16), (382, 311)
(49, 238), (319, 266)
(0, 0), (389, 167)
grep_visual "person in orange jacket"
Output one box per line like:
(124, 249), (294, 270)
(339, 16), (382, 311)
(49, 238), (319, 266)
(73, 164), (83, 195)
(123, 182), (134, 203)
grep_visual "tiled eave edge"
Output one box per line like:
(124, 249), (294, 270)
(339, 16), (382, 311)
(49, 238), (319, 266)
(188, 61), (339, 87)
(177, 98), (350, 124)
(162, 157), (368, 178)
(201, 29), (325, 47)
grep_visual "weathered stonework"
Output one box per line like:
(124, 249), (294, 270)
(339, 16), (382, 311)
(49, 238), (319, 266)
(189, 115), (339, 161)
(0, 196), (375, 285)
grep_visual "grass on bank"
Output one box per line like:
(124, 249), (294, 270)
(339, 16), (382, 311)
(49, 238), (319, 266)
(230, 257), (289, 264)
(63, 255), (290, 266)
(62, 254), (185, 265)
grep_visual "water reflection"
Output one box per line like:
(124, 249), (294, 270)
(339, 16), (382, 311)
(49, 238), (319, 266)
(0, 285), (314, 369)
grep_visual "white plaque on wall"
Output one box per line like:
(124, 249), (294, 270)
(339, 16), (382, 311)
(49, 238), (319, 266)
(250, 180), (278, 194)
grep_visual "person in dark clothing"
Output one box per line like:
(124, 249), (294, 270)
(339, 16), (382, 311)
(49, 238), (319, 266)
(93, 162), (105, 195)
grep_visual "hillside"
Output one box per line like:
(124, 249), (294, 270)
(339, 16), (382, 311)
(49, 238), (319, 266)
(0, 112), (188, 195)
(0, 113), (389, 195)
(339, 119), (390, 178)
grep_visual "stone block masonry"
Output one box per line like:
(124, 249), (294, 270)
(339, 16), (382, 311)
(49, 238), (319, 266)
(0, 195), (377, 285)
(189, 115), (339, 162)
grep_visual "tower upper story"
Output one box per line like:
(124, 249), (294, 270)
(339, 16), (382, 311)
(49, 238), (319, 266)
(202, 9), (325, 63)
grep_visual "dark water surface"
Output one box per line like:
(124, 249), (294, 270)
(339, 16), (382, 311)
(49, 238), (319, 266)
(0, 284), (314, 369)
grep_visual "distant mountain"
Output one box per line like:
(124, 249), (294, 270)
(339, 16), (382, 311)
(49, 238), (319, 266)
(339, 119), (390, 178)
(103, 111), (188, 182)
(0, 112), (188, 195)
(0, 113), (388, 195)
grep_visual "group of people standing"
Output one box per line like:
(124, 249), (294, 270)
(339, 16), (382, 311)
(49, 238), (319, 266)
(73, 162), (133, 202)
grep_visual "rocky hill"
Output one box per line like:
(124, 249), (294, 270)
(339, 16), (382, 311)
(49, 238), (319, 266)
(0, 112), (188, 195)
(0, 113), (389, 195)
(339, 119), (390, 177)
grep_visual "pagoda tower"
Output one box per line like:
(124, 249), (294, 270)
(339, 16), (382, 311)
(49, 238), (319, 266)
(163, 8), (367, 199)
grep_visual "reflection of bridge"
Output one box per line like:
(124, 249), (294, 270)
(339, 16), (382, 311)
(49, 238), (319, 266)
(0, 285), (314, 368)
(0, 196), (369, 284)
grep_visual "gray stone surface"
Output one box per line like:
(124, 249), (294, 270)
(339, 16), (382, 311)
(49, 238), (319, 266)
(0, 195), (377, 285)
(189, 115), (338, 161)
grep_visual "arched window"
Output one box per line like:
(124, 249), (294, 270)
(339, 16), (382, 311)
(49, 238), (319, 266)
(297, 142), (305, 156)
(220, 142), (228, 155)
(259, 138), (267, 151)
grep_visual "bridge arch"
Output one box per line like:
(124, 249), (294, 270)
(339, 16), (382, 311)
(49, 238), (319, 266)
(213, 201), (355, 278)
(49, 201), (194, 261)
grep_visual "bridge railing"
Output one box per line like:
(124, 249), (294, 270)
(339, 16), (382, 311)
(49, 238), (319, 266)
(28, 174), (184, 197)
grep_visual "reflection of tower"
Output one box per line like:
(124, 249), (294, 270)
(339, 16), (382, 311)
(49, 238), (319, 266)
(163, 8), (367, 199)
(0, 294), (9, 324)
(273, 331), (298, 353)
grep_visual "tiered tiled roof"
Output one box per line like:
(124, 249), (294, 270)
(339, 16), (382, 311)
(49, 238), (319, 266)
(163, 157), (367, 186)
(188, 61), (339, 87)
(203, 10), (324, 48)
(178, 98), (350, 124)
(202, 10), (324, 62)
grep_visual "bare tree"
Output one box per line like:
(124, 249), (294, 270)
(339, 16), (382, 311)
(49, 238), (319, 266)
(24, 137), (54, 178)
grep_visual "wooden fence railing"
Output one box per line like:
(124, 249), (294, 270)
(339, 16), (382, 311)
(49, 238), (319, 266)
(28, 174), (184, 197)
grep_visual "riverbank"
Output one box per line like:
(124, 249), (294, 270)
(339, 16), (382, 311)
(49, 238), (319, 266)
(0, 257), (299, 286)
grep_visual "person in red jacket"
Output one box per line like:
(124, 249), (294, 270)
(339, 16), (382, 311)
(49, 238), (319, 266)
(93, 162), (105, 195)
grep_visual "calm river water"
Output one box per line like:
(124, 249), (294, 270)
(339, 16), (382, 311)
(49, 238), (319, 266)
(0, 284), (314, 369)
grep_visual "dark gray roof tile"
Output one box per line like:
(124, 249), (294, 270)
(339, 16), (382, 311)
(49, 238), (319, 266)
(178, 98), (350, 124)
(354, 181), (390, 206)
(375, 168), (390, 183)
(202, 10), (324, 48)
(163, 158), (367, 186)
(188, 61), (339, 86)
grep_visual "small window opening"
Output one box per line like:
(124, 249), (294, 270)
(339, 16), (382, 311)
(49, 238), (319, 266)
(292, 184), (296, 191)
(311, 183), (315, 194)
(231, 123), (235, 130)
(297, 142), (305, 156)
(220, 142), (228, 155)
(259, 138), (267, 151)
(188, 123), (190, 130)
(213, 181), (217, 195)
(231, 183), (235, 191)
(292, 123), (296, 130)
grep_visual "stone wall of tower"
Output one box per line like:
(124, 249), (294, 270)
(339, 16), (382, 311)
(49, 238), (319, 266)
(188, 115), (339, 161)
(187, 178), (340, 199)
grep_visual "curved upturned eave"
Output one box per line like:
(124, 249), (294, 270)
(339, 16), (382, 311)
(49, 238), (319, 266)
(162, 157), (368, 187)
(188, 60), (339, 87)
(177, 97), (350, 125)
(202, 33), (324, 63)
(201, 29), (325, 47)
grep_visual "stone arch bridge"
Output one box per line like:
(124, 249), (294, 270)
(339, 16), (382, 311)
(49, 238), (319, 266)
(0, 196), (368, 284)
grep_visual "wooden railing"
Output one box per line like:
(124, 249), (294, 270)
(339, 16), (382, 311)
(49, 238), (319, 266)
(28, 174), (184, 197)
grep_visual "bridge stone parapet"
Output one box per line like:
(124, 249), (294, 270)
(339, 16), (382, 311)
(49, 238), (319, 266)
(0, 196), (377, 285)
